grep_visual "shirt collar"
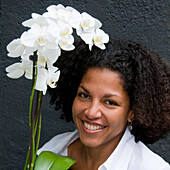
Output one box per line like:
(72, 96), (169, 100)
(99, 128), (136, 170)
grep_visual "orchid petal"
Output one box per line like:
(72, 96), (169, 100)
(30, 24), (42, 36)
(89, 42), (93, 51)
(81, 12), (96, 29)
(21, 31), (36, 47)
(95, 43), (106, 50)
(22, 19), (34, 27)
(21, 59), (33, 79)
(59, 22), (73, 39)
(6, 62), (21, 72)
(22, 13), (48, 28)
(48, 66), (58, 74)
(47, 70), (60, 88)
(60, 44), (75, 51)
(25, 71), (33, 79)
(47, 22), (60, 39)
(59, 39), (75, 51)
(95, 19), (102, 29)
(7, 69), (24, 79)
(21, 47), (36, 59)
(47, 4), (65, 13)
(95, 29), (109, 43)
(68, 13), (81, 28)
(35, 68), (48, 95)
(32, 13), (41, 19)
(6, 63), (24, 79)
(7, 51), (23, 58)
(79, 31), (95, 44)
(44, 48), (61, 64)
(7, 39), (25, 57)
(66, 7), (81, 28)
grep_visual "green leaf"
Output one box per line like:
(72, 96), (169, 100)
(34, 151), (76, 170)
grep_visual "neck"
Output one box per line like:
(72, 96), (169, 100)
(77, 135), (122, 169)
(80, 137), (119, 166)
(69, 129), (126, 170)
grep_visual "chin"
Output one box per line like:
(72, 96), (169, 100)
(79, 135), (102, 148)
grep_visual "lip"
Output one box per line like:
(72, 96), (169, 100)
(81, 120), (106, 134)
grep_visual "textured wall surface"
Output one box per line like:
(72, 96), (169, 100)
(1, 0), (170, 169)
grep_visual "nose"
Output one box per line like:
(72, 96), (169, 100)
(84, 101), (101, 119)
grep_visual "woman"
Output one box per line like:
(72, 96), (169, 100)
(38, 39), (170, 170)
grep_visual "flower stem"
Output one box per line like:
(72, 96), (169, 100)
(35, 92), (43, 152)
(24, 52), (43, 170)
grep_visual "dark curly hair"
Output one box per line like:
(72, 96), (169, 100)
(49, 39), (170, 144)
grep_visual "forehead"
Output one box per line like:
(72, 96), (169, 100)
(81, 68), (122, 83)
(80, 68), (125, 92)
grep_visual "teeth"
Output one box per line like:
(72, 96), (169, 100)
(84, 121), (105, 131)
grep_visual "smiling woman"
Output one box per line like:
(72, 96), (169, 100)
(72, 68), (132, 150)
(37, 39), (170, 170)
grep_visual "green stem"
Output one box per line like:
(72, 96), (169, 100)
(35, 91), (43, 152)
(32, 91), (43, 164)
(29, 63), (38, 170)
(24, 146), (30, 170)
(24, 53), (38, 170)
(24, 51), (43, 169)
(29, 62), (37, 128)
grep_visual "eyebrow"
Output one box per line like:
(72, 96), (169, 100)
(79, 86), (121, 98)
(79, 86), (90, 94)
(103, 94), (118, 98)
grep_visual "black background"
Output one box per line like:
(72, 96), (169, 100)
(1, 0), (170, 169)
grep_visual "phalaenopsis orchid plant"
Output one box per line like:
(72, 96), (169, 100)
(6, 4), (109, 170)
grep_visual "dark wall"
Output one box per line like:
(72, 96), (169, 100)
(1, 0), (170, 169)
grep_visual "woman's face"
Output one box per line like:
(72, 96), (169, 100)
(72, 68), (133, 148)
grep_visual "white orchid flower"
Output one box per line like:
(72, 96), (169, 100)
(79, 31), (96, 45)
(48, 20), (74, 47)
(80, 12), (102, 32)
(7, 38), (26, 57)
(35, 67), (60, 95)
(7, 37), (37, 60)
(59, 37), (75, 51)
(59, 21), (73, 39)
(47, 21), (69, 43)
(37, 46), (61, 68)
(73, 12), (102, 45)
(6, 59), (33, 79)
(46, 4), (66, 17)
(6, 4), (110, 94)
(21, 46), (37, 60)
(47, 67), (60, 88)
(57, 21), (75, 51)
(21, 23), (57, 50)
(45, 4), (72, 24)
(22, 13), (48, 28)
(65, 6), (82, 28)
(21, 24), (41, 48)
(47, 22), (60, 41)
(91, 29), (109, 50)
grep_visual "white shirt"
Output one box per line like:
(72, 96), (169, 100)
(37, 128), (170, 170)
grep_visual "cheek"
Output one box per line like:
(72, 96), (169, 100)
(72, 99), (83, 128)
(107, 109), (129, 126)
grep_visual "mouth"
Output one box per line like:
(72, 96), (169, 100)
(82, 120), (106, 133)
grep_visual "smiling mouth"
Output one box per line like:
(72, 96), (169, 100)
(82, 121), (106, 131)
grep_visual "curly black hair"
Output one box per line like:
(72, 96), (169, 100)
(49, 39), (170, 144)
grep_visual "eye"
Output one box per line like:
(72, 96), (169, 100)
(78, 92), (90, 99)
(105, 100), (119, 106)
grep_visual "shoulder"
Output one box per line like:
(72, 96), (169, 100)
(129, 140), (170, 170)
(37, 129), (79, 155)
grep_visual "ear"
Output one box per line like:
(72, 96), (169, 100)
(128, 110), (134, 122)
